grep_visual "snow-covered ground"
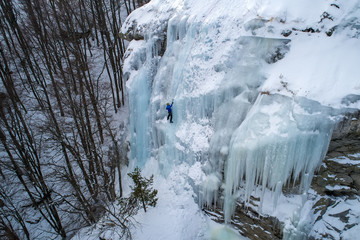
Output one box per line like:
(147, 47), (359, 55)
(116, 0), (360, 239)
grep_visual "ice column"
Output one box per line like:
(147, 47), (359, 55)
(127, 34), (162, 167)
(224, 94), (335, 223)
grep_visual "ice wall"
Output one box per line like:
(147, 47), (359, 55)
(122, 0), (358, 236)
(126, 36), (161, 167)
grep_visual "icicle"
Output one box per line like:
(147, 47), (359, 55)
(223, 94), (336, 221)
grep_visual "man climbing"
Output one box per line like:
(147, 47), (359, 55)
(166, 101), (174, 123)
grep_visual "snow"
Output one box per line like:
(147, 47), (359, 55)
(328, 156), (360, 165)
(175, 119), (213, 153)
(120, 0), (360, 239)
(133, 162), (207, 240)
(309, 197), (360, 240)
(325, 185), (351, 191)
(264, 35), (360, 108)
(349, 153), (360, 158)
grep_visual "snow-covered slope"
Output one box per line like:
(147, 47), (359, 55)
(121, 0), (360, 239)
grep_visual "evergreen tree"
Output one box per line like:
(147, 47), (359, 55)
(128, 167), (158, 212)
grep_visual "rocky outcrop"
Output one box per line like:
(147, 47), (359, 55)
(204, 203), (283, 240)
(330, 110), (360, 143)
(309, 115), (360, 239)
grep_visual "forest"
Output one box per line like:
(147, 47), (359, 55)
(0, 0), (148, 239)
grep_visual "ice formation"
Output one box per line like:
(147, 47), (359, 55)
(122, 0), (360, 237)
(223, 94), (336, 222)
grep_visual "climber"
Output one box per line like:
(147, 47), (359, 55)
(166, 102), (174, 123)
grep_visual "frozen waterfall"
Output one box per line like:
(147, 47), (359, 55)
(223, 94), (336, 222)
(122, 0), (353, 237)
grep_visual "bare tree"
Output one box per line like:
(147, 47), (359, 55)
(0, 0), (142, 238)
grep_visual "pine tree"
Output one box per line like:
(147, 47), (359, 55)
(128, 167), (158, 212)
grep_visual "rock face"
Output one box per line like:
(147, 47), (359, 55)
(309, 112), (360, 239)
(330, 110), (360, 143)
(204, 111), (360, 239)
(205, 203), (283, 240)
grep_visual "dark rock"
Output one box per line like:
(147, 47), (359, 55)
(319, 12), (334, 23)
(292, 27), (320, 33)
(281, 30), (292, 37)
(324, 186), (356, 197)
(264, 39), (291, 64)
(326, 151), (343, 158)
(309, 123), (360, 239)
(203, 203), (283, 240)
(330, 110), (360, 141)
(313, 197), (335, 216)
(335, 146), (351, 153)
(329, 209), (350, 223)
(332, 174), (353, 186)
(119, 21), (145, 41)
(350, 173), (360, 189)
(344, 223), (357, 230)
(124, 32), (145, 41)
(326, 26), (336, 37)
(315, 177), (328, 188)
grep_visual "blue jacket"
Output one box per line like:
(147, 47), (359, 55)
(166, 103), (173, 113)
